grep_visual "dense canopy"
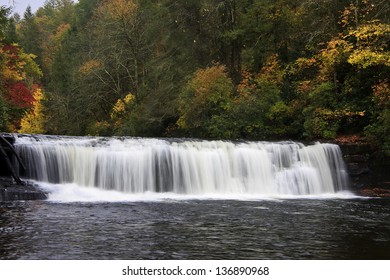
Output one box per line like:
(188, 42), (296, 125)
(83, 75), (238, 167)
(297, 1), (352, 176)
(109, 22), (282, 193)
(0, 0), (389, 153)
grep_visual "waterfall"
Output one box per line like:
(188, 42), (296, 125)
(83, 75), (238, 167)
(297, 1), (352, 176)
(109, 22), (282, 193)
(14, 135), (349, 195)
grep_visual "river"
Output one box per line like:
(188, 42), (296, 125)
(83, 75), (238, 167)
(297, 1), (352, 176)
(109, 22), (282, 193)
(1, 196), (390, 259)
(1, 135), (389, 260)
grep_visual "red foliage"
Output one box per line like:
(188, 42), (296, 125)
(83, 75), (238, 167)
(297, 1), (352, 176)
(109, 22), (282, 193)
(2, 44), (19, 53)
(2, 44), (20, 61)
(6, 81), (35, 108)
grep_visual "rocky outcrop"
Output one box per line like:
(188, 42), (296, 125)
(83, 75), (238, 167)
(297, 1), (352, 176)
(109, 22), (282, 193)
(0, 178), (47, 201)
(1, 133), (47, 201)
(339, 142), (390, 196)
(360, 188), (390, 197)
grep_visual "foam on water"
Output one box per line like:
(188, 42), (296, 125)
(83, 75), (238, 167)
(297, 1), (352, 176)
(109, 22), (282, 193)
(34, 181), (359, 203)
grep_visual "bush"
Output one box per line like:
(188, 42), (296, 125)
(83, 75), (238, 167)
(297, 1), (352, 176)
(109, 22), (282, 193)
(86, 121), (113, 136)
(303, 108), (340, 139)
(177, 65), (233, 138)
(365, 109), (390, 156)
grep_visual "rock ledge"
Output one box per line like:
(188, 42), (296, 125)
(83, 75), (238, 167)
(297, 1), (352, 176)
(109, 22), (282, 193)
(0, 178), (47, 202)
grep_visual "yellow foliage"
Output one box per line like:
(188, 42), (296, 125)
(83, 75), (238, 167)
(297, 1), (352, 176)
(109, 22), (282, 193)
(53, 23), (71, 44)
(0, 44), (25, 82)
(320, 38), (352, 67)
(0, 44), (42, 84)
(190, 65), (231, 98)
(352, 21), (389, 45)
(177, 65), (233, 131)
(318, 38), (352, 80)
(99, 0), (137, 21)
(19, 87), (46, 134)
(348, 22), (390, 68)
(348, 49), (390, 68)
(1, 67), (23, 81)
(294, 57), (317, 71)
(79, 59), (102, 75)
(111, 93), (135, 120)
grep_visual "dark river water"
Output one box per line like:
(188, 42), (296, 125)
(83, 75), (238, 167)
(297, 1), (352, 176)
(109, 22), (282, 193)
(1, 197), (390, 260)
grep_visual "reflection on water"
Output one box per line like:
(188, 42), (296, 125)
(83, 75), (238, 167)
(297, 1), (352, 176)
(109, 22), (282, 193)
(1, 199), (390, 259)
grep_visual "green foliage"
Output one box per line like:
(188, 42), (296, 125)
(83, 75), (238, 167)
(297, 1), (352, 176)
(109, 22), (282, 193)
(303, 108), (340, 139)
(0, 39), (42, 131)
(17, 6), (43, 68)
(0, 6), (10, 41)
(267, 101), (296, 137)
(229, 79), (290, 140)
(86, 121), (113, 136)
(365, 109), (390, 156)
(0, 95), (8, 131)
(365, 80), (390, 155)
(177, 65), (233, 138)
(0, 0), (387, 156)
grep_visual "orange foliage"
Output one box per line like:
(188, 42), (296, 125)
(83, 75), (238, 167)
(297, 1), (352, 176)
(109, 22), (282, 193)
(99, 0), (137, 21)
(372, 80), (390, 107)
(257, 54), (284, 85)
(237, 69), (255, 97)
(53, 23), (71, 43)
(296, 80), (314, 95)
(336, 134), (367, 144)
(339, 0), (373, 29)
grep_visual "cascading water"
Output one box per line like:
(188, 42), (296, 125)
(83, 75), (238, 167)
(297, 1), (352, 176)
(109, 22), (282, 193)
(13, 135), (349, 196)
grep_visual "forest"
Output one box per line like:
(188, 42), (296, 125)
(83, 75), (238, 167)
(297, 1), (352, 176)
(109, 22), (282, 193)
(0, 0), (389, 154)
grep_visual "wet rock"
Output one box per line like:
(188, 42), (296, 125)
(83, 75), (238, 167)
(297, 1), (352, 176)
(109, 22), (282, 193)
(359, 188), (390, 197)
(0, 178), (47, 202)
(347, 162), (370, 176)
(339, 142), (390, 191)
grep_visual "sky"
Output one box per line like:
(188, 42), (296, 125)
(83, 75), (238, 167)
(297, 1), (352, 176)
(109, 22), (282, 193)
(2, 0), (79, 16)
(1, 0), (47, 15)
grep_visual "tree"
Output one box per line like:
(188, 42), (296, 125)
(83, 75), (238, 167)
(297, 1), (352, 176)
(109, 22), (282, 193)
(177, 65), (233, 138)
(4, 0), (387, 147)
(294, 0), (389, 139)
(17, 6), (43, 66)
(226, 56), (296, 140)
(0, 5), (10, 41)
(347, 21), (390, 68)
(83, 0), (148, 102)
(19, 86), (46, 134)
(365, 79), (390, 155)
(0, 43), (42, 131)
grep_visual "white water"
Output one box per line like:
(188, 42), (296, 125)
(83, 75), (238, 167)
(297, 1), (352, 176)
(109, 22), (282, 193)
(33, 181), (357, 203)
(14, 135), (350, 199)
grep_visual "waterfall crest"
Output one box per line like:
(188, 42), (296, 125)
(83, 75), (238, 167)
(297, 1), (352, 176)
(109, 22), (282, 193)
(14, 135), (349, 195)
